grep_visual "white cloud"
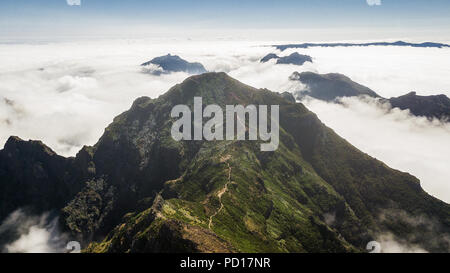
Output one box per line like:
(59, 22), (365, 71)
(0, 40), (281, 156)
(0, 39), (449, 205)
(283, 46), (450, 98)
(367, 0), (382, 6)
(374, 209), (450, 252)
(376, 233), (428, 253)
(0, 210), (68, 253)
(301, 96), (450, 203)
(66, 0), (81, 6)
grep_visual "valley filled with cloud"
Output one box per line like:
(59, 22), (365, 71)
(1, 38), (449, 205)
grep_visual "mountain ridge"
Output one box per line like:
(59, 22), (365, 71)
(290, 71), (381, 101)
(260, 52), (313, 66)
(290, 71), (450, 121)
(1, 72), (449, 253)
(274, 41), (450, 51)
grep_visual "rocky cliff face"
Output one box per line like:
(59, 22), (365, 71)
(1, 73), (449, 253)
(0, 137), (89, 222)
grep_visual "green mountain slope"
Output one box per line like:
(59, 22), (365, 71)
(1, 73), (449, 253)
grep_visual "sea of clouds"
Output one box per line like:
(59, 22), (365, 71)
(301, 96), (450, 203)
(1, 40), (450, 252)
(0, 40), (295, 155)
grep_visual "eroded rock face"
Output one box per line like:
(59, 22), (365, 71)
(1, 73), (450, 253)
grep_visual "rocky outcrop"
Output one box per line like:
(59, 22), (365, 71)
(0, 137), (87, 222)
(290, 71), (380, 101)
(141, 54), (207, 75)
(388, 92), (450, 121)
(260, 52), (312, 65)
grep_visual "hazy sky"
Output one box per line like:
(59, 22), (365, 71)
(1, 0), (450, 41)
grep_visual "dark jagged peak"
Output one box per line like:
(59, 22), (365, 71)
(388, 92), (450, 121)
(0, 136), (86, 223)
(260, 52), (313, 65)
(141, 53), (207, 75)
(2, 136), (57, 157)
(290, 71), (380, 101)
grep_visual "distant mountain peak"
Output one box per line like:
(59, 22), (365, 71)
(290, 71), (380, 101)
(275, 41), (450, 51)
(141, 54), (207, 75)
(260, 52), (312, 65)
(291, 71), (450, 121)
(389, 91), (450, 120)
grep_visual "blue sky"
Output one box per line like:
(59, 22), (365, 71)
(1, 0), (450, 40)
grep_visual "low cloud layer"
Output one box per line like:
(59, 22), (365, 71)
(375, 209), (450, 253)
(285, 46), (450, 98)
(301, 96), (450, 203)
(376, 233), (427, 253)
(0, 209), (68, 253)
(0, 40), (299, 156)
(0, 39), (449, 205)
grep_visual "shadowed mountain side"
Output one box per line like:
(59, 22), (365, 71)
(0, 137), (92, 222)
(1, 73), (449, 253)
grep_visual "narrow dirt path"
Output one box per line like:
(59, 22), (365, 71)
(208, 162), (232, 230)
